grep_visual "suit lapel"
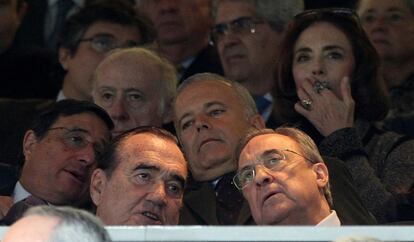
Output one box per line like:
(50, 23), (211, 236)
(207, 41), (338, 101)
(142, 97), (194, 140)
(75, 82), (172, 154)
(184, 182), (219, 224)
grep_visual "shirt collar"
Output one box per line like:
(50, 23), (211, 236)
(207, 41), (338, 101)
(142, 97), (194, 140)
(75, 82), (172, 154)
(316, 210), (341, 226)
(12, 181), (32, 204)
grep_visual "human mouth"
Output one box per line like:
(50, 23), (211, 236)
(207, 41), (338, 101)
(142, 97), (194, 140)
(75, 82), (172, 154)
(262, 190), (282, 205)
(198, 138), (221, 151)
(141, 211), (162, 224)
(65, 169), (87, 185)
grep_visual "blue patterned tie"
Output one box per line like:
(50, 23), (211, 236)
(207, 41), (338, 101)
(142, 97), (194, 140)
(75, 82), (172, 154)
(254, 95), (271, 115)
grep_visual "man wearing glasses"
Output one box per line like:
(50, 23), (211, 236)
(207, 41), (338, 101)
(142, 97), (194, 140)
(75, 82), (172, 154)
(235, 127), (339, 226)
(0, 99), (113, 225)
(173, 73), (375, 225)
(211, 0), (303, 123)
(57, 0), (154, 101)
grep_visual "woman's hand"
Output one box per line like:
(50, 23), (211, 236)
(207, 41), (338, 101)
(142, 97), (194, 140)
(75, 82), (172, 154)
(294, 76), (355, 137)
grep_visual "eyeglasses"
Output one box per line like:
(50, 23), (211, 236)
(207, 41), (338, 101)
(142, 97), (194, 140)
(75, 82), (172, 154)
(233, 148), (313, 190)
(79, 34), (140, 53)
(210, 16), (265, 45)
(294, 8), (359, 22)
(47, 127), (104, 155)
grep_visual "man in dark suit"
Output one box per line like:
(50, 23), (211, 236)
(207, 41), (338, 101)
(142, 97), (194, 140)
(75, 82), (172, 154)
(90, 127), (188, 225)
(138, 0), (223, 83)
(12, 0), (85, 51)
(0, 100), (113, 224)
(211, 0), (303, 123)
(173, 73), (376, 225)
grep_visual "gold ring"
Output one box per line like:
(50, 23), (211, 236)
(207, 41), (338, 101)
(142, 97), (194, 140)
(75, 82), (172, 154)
(301, 99), (312, 110)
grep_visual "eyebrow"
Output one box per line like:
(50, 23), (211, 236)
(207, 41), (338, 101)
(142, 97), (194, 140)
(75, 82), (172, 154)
(322, 45), (345, 52)
(261, 149), (282, 159)
(66, 127), (91, 134)
(170, 174), (186, 188)
(295, 45), (345, 54)
(387, 7), (405, 13)
(135, 164), (160, 171)
(177, 101), (226, 125)
(87, 33), (115, 38)
(135, 164), (186, 186)
(124, 88), (143, 94)
(364, 7), (405, 14)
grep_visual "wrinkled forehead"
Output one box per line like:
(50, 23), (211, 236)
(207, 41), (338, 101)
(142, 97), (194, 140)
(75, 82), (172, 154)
(120, 133), (187, 171)
(239, 134), (299, 165)
(215, 0), (257, 22)
(358, 0), (413, 14)
(176, 79), (239, 107)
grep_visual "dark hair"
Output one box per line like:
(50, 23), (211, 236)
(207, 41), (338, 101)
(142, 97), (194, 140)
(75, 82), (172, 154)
(59, 0), (155, 54)
(273, 8), (389, 122)
(30, 99), (114, 139)
(97, 126), (179, 178)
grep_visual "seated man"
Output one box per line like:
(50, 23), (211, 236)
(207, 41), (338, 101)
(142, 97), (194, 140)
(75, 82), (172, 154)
(0, 99), (113, 224)
(173, 73), (375, 225)
(235, 127), (338, 225)
(2, 206), (112, 242)
(90, 126), (187, 225)
(92, 47), (177, 136)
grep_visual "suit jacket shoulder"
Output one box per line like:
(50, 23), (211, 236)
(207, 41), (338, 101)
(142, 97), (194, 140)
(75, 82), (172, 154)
(181, 45), (224, 82)
(324, 156), (377, 225)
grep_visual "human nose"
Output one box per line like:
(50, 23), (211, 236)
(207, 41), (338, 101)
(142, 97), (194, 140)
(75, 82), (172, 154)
(76, 143), (95, 166)
(254, 165), (273, 187)
(147, 181), (168, 207)
(109, 98), (129, 121)
(219, 26), (242, 47)
(311, 58), (326, 76)
(194, 114), (211, 132)
(369, 15), (388, 33)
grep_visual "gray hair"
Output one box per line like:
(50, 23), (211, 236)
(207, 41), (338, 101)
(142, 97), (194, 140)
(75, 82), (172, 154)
(212, 0), (304, 32)
(235, 127), (334, 208)
(92, 47), (177, 117)
(175, 72), (258, 122)
(24, 206), (112, 242)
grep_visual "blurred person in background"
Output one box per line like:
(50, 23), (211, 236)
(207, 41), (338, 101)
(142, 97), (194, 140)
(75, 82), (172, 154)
(91, 47), (177, 136)
(358, 0), (414, 137)
(138, 0), (223, 82)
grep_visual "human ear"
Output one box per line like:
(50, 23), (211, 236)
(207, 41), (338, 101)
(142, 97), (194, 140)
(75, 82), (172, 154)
(58, 47), (72, 71)
(90, 169), (108, 206)
(313, 163), (329, 188)
(249, 114), (266, 129)
(22, 130), (38, 161)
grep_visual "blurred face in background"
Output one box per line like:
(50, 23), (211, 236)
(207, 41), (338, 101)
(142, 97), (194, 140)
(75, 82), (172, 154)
(59, 21), (142, 100)
(358, 0), (414, 62)
(139, 0), (211, 45)
(214, 0), (281, 86)
(0, 0), (26, 53)
(92, 52), (167, 136)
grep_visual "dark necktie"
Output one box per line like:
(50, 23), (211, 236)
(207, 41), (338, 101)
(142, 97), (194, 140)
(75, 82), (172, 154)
(0, 195), (47, 225)
(254, 95), (271, 115)
(216, 173), (244, 225)
(47, 0), (74, 49)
